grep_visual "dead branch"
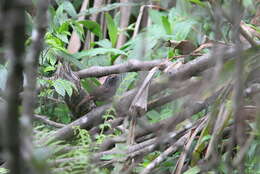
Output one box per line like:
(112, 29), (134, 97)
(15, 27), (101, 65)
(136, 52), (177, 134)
(99, 80), (199, 151)
(92, 117), (205, 166)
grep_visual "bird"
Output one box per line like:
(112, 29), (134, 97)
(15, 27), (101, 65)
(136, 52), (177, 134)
(90, 74), (119, 101)
(76, 74), (120, 111)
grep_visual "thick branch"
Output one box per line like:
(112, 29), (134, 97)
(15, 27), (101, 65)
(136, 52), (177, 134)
(39, 104), (111, 143)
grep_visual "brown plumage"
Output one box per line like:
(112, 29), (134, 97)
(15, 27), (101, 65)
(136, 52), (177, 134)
(76, 74), (119, 111)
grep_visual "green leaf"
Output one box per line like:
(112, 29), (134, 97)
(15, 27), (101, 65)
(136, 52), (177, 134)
(55, 33), (69, 43)
(48, 53), (57, 66)
(188, 0), (206, 7)
(149, 9), (164, 26)
(79, 20), (102, 38)
(161, 16), (172, 34)
(0, 167), (9, 174)
(60, 1), (77, 18)
(81, 78), (101, 93)
(73, 48), (126, 59)
(54, 104), (71, 124)
(243, 0), (254, 7)
(45, 32), (65, 48)
(200, 135), (212, 143)
(95, 39), (112, 48)
(183, 166), (200, 174)
(174, 20), (196, 40)
(54, 3), (68, 26)
(146, 110), (161, 123)
(43, 66), (56, 72)
(53, 79), (76, 97)
(53, 79), (66, 97)
(58, 21), (70, 33)
(100, 154), (114, 160)
(0, 65), (7, 90)
(105, 13), (118, 47)
(55, 50), (85, 69)
(62, 80), (74, 97)
(71, 21), (85, 41)
(115, 72), (137, 96)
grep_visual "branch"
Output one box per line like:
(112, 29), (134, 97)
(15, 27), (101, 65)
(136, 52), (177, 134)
(147, 78), (201, 109)
(115, 43), (258, 116)
(33, 114), (66, 128)
(135, 87), (223, 143)
(76, 59), (167, 78)
(92, 117), (204, 164)
(140, 134), (189, 174)
(39, 104), (111, 143)
(99, 80), (198, 151)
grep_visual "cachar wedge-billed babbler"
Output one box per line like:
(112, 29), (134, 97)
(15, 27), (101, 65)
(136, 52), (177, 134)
(76, 74), (120, 109)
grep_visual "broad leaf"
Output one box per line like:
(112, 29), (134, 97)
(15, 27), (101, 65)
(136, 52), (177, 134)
(60, 1), (77, 18)
(73, 48), (126, 59)
(79, 20), (102, 38)
(53, 79), (76, 97)
(105, 13), (118, 47)
(95, 39), (112, 48)
(53, 79), (66, 97)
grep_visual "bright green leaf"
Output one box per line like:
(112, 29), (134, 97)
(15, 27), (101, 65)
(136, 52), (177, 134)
(43, 66), (56, 72)
(188, 0), (206, 7)
(79, 20), (102, 38)
(105, 13), (118, 47)
(161, 16), (172, 34)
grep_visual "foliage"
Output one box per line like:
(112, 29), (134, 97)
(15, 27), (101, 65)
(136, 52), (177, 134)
(0, 168), (8, 174)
